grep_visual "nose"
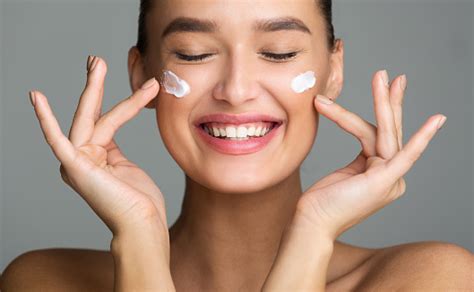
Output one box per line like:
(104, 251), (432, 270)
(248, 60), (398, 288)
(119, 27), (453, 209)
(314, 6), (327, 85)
(213, 47), (259, 106)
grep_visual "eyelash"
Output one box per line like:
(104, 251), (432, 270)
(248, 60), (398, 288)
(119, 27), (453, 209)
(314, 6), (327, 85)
(174, 51), (298, 62)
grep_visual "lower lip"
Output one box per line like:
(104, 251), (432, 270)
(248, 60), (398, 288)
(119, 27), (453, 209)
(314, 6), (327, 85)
(195, 124), (282, 155)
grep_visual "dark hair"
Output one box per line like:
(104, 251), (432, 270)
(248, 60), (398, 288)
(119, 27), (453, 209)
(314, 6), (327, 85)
(136, 0), (336, 54)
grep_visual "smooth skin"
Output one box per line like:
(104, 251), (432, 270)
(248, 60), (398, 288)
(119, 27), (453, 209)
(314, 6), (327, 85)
(2, 58), (472, 292)
(2, 0), (473, 291)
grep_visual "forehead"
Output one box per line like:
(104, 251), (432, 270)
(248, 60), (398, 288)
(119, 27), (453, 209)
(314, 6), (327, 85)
(150, 0), (322, 38)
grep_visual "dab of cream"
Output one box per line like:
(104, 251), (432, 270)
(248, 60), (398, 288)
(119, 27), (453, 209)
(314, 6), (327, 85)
(161, 70), (191, 98)
(291, 71), (317, 93)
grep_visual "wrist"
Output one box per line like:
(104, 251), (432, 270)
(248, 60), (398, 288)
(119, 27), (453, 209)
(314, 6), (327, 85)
(111, 222), (170, 260)
(281, 218), (334, 259)
(263, 223), (333, 291)
(292, 199), (339, 241)
(110, 224), (175, 292)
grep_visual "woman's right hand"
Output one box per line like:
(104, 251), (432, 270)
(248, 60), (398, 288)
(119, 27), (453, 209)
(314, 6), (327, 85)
(29, 56), (167, 239)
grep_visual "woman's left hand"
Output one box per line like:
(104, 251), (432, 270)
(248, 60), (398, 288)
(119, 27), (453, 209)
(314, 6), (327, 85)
(294, 70), (446, 241)
(262, 70), (447, 291)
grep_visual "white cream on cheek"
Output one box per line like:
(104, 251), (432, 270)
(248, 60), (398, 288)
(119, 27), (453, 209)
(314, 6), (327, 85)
(161, 70), (191, 98)
(291, 71), (317, 93)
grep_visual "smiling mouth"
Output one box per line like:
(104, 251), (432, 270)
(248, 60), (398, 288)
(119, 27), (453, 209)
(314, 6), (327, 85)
(199, 122), (281, 140)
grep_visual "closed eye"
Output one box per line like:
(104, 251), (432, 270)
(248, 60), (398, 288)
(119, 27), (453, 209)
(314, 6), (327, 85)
(259, 52), (298, 62)
(174, 51), (299, 62)
(174, 52), (214, 62)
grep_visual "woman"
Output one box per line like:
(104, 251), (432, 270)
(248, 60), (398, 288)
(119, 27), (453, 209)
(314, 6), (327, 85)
(1, 0), (472, 291)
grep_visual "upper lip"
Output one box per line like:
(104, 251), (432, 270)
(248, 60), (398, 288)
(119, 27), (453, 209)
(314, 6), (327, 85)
(194, 113), (284, 126)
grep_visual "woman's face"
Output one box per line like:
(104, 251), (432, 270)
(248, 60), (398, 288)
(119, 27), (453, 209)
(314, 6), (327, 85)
(131, 0), (343, 194)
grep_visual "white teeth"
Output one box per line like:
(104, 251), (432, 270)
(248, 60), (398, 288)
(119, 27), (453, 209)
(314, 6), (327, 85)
(212, 127), (220, 137)
(247, 126), (256, 136)
(203, 123), (276, 139)
(219, 128), (226, 136)
(225, 126), (237, 138)
(237, 126), (247, 138)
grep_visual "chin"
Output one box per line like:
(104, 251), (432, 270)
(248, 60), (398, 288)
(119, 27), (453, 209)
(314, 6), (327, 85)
(197, 168), (284, 194)
(203, 180), (277, 195)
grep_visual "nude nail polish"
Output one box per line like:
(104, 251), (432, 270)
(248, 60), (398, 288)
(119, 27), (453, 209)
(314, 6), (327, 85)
(380, 70), (389, 87)
(89, 56), (99, 72)
(87, 55), (94, 72)
(399, 74), (407, 91)
(29, 91), (36, 106)
(141, 77), (157, 90)
(316, 94), (334, 105)
(437, 116), (447, 129)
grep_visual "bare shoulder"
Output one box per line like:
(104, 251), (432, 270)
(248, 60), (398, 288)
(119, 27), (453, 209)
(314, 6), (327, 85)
(356, 241), (473, 291)
(1, 248), (114, 292)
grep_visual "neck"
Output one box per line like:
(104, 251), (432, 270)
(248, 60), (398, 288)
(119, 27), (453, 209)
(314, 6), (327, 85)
(169, 169), (303, 290)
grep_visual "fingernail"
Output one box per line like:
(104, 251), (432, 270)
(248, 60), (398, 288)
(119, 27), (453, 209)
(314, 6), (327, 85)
(316, 94), (334, 105)
(380, 70), (389, 87)
(437, 115), (447, 129)
(87, 55), (95, 72)
(399, 74), (407, 91)
(89, 56), (100, 72)
(141, 77), (157, 90)
(29, 91), (36, 106)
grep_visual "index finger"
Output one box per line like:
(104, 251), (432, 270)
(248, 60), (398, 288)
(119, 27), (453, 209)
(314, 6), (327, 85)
(314, 94), (377, 157)
(89, 77), (159, 147)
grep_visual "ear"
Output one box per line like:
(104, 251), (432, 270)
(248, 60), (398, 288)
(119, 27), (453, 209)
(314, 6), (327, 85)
(322, 38), (344, 101)
(128, 46), (156, 109)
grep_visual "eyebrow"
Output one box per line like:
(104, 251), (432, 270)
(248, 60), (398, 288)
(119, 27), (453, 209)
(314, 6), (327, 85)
(161, 16), (312, 39)
(254, 17), (312, 35)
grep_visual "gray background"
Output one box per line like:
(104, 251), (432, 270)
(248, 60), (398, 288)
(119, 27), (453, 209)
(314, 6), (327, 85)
(1, 0), (473, 272)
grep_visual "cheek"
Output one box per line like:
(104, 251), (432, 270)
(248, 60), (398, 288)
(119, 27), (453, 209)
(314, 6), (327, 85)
(263, 66), (320, 122)
(159, 64), (217, 100)
(262, 67), (320, 161)
(154, 66), (227, 181)
(154, 80), (198, 172)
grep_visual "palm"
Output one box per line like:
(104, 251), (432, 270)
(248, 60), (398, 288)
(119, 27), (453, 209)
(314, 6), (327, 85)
(80, 141), (162, 196)
(78, 140), (165, 217)
(303, 153), (392, 232)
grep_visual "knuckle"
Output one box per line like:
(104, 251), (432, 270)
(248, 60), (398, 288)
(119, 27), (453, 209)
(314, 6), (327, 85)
(336, 105), (348, 116)
(391, 95), (404, 106)
(126, 95), (144, 113)
(106, 117), (120, 133)
(408, 149), (422, 164)
(46, 137), (57, 148)
(37, 113), (48, 125)
(98, 113), (118, 133)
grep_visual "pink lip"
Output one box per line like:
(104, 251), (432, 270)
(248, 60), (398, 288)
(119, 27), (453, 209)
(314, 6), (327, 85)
(193, 113), (284, 155)
(195, 123), (283, 155)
